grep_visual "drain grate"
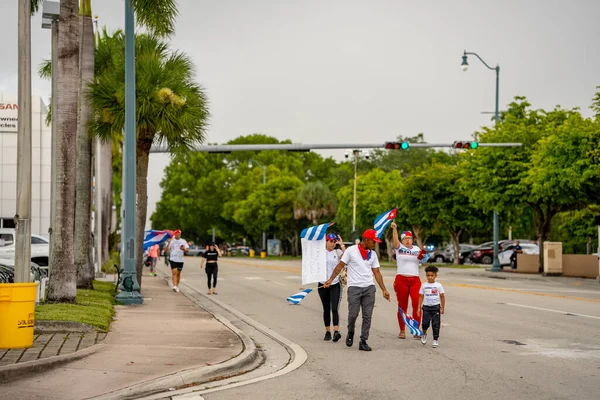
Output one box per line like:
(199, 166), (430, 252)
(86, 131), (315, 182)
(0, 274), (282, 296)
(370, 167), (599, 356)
(500, 339), (527, 346)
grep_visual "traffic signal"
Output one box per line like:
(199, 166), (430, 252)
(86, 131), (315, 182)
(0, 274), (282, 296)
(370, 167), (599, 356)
(385, 142), (410, 150)
(453, 141), (479, 150)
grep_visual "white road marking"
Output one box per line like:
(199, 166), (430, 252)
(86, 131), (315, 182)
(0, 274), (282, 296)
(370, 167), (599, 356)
(270, 281), (285, 286)
(504, 303), (600, 320)
(245, 277), (262, 280)
(285, 276), (301, 280)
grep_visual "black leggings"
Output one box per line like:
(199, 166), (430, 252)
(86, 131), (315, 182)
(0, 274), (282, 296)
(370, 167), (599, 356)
(422, 305), (441, 340)
(318, 282), (342, 327)
(206, 263), (218, 289)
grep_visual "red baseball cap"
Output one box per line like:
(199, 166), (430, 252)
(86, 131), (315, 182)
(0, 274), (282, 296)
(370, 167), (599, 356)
(401, 231), (413, 240)
(362, 229), (382, 243)
(174, 229), (181, 235)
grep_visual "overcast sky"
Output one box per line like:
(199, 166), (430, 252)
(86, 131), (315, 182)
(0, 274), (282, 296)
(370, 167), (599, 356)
(2, 0), (599, 228)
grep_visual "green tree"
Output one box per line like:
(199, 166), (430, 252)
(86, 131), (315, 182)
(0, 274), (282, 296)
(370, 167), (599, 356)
(294, 181), (337, 225)
(91, 32), (209, 285)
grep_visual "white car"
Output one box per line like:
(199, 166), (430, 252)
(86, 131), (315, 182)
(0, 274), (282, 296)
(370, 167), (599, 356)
(498, 243), (539, 267)
(0, 228), (49, 267)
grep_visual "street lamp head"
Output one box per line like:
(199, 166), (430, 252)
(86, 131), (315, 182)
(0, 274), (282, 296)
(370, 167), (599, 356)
(461, 54), (469, 71)
(248, 160), (252, 168)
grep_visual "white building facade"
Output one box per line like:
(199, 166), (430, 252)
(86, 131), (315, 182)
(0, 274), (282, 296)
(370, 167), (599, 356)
(0, 94), (51, 237)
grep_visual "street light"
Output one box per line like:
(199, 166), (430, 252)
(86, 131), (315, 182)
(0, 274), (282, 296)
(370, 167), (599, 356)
(461, 49), (502, 272)
(348, 149), (369, 244)
(248, 159), (267, 252)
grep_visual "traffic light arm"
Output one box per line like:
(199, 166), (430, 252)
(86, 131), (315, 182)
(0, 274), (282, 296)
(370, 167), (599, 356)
(150, 142), (522, 153)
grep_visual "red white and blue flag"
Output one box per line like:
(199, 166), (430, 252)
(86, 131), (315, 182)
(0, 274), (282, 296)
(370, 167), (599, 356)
(374, 208), (397, 238)
(399, 307), (423, 336)
(143, 230), (172, 251)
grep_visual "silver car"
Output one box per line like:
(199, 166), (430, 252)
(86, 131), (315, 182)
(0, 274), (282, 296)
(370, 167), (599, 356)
(429, 244), (477, 263)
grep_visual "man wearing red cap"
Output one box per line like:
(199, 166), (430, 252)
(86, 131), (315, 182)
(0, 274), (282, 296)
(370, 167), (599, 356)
(165, 229), (189, 293)
(391, 222), (427, 339)
(324, 229), (390, 351)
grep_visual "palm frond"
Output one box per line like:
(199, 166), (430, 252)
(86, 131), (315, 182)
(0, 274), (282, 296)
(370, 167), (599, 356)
(132, 0), (178, 37)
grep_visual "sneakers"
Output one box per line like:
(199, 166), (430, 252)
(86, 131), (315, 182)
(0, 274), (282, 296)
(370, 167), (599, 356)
(346, 332), (354, 347)
(172, 286), (179, 293)
(332, 331), (342, 342)
(420, 334), (427, 345)
(432, 340), (439, 348)
(324, 331), (332, 341)
(358, 340), (372, 351)
(413, 334), (422, 340)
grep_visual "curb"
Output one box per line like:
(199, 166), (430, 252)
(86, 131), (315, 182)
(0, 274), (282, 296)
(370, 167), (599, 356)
(34, 321), (98, 333)
(87, 276), (262, 400)
(0, 342), (105, 384)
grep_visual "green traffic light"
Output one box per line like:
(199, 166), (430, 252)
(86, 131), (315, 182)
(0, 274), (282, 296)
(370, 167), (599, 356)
(470, 142), (479, 149)
(401, 142), (409, 150)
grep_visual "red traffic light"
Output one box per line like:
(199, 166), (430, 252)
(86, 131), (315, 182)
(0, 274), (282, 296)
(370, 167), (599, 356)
(384, 142), (409, 150)
(453, 141), (478, 149)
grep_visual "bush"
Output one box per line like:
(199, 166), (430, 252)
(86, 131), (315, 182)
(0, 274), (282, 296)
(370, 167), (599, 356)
(101, 251), (121, 274)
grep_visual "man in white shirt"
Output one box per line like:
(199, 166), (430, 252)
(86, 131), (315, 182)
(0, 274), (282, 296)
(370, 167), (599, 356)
(165, 229), (189, 293)
(324, 229), (390, 351)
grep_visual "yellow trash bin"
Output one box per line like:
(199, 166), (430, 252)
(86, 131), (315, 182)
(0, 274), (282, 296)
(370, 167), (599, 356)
(0, 282), (39, 349)
(249, 249), (255, 258)
(260, 251), (267, 259)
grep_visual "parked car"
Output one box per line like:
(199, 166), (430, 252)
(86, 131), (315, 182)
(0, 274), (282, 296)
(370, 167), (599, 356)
(0, 257), (47, 283)
(464, 239), (536, 264)
(498, 243), (539, 267)
(429, 244), (477, 263)
(230, 246), (250, 256)
(187, 245), (206, 257)
(0, 228), (49, 267)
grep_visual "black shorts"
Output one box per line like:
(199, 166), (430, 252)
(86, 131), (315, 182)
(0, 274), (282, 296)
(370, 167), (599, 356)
(170, 261), (184, 270)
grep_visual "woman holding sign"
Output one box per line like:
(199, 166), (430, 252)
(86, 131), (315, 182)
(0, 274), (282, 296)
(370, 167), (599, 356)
(318, 233), (346, 341)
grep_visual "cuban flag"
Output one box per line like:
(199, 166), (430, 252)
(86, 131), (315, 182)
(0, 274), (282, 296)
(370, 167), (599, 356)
(399, 307), (424, 336)
(143, 230), (172, 251)
(374, 208), (397, 239)
(300, 222), (333, 285)
(287, 289), (313, 305)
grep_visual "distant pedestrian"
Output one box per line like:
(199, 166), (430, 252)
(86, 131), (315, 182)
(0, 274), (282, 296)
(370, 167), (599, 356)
(201, 243), (222, 294)
(510, 241), (523, 270)
(323, 229), (391, 351)
(318, 233), (346, 342)
(391, 222), (427, 339)
(417, 265), (445, 348)
(165, 229), (189, 293)
(148, 244), (160, 276)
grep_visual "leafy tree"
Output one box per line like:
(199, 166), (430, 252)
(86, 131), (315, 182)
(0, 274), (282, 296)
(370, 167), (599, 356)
(91, 32), (209, 285)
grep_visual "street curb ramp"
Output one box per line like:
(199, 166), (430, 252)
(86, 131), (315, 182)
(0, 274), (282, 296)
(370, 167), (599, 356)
(87, 279), (262, 400)
(0, 342), (104, 384)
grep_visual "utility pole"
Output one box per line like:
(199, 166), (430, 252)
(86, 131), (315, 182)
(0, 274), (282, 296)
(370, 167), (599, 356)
(15, 0), (33, 282)
(351, 150), (359, 244)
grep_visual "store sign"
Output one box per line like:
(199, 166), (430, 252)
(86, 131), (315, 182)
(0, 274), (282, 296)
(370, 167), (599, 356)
(0, 102), (18, 132)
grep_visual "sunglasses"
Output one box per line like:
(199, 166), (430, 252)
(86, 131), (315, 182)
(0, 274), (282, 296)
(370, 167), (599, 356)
(328, 239), (337, 243)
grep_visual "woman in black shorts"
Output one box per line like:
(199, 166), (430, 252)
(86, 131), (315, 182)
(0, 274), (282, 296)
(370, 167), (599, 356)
(319, 233), (346, 341)
(201, 243), (222, 294)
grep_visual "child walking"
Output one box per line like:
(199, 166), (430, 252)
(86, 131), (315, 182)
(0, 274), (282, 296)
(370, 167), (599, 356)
(417, 266), (445, 348)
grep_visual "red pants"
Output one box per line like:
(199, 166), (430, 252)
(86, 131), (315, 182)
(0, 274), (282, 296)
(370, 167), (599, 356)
(393, 275), (422, 331)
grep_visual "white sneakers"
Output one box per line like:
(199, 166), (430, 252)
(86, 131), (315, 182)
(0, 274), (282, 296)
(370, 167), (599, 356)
(420, 334), (427, 345)
(432, 340), (439, 348)
(172, 286), (180, 293)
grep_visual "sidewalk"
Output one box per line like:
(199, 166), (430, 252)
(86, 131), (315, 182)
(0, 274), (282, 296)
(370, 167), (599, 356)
(0, 275), (252, 400)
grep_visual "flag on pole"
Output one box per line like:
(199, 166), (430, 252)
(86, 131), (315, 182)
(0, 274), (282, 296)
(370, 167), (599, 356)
(143, 230), (172, 251)
(399, 307), (423, 336)
(374, 208), (397, 238)
(287, 289), (313, 305)
(300, 222), (333, 285)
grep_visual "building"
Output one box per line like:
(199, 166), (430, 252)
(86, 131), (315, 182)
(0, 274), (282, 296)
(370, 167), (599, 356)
(0, 94), (51, 237)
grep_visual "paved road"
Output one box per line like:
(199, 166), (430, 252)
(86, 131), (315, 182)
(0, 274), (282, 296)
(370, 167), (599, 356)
(161, 257), (600, 400)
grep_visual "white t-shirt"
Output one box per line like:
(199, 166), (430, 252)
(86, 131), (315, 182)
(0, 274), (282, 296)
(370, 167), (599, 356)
(395, 244), (421, 276)
(322, 249), (343, 285)
(340, 245), (380, 288)
(419, 282), (445, 306)
(168, 238), (189, 263)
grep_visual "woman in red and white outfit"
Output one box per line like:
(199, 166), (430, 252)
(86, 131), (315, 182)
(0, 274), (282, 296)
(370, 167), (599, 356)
(391, 222), (427, 339)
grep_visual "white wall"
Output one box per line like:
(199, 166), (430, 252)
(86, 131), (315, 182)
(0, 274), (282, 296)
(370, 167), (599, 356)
(0, 94), (51, 237)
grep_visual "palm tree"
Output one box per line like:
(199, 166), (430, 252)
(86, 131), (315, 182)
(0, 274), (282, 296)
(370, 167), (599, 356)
(74, 0), (95, 289)
(90, 32), (209, 286)
(294, 181), (337, 225)
(46, 0), (80, 302)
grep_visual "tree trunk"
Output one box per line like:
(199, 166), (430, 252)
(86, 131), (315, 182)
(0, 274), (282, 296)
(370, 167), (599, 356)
(412, 225), (424, 248)
(533, 206), (554, 273)
(451, 230), (461, 265)
(75, 0), (94, 289)
(101, 140), (112, 261)
(135, 138), (153, 288)
(47, 0), (80, 302)
(385, 236), (394, 262)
